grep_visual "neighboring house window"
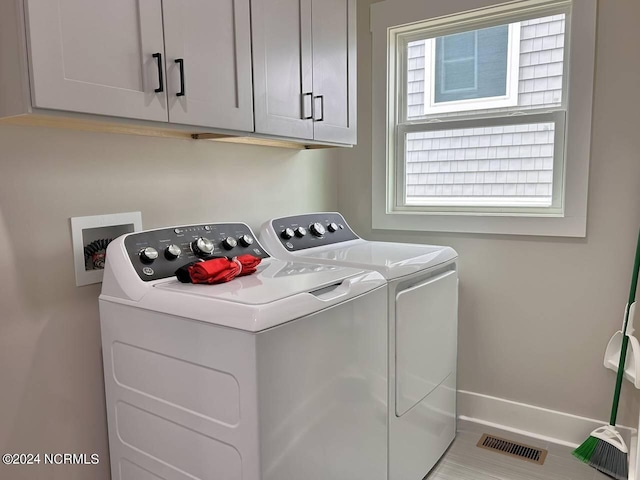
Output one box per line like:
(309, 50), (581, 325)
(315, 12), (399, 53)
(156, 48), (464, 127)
(438, 30), (483, 97)
(418, 23), (521, 115)
(371, 0), (597, 237)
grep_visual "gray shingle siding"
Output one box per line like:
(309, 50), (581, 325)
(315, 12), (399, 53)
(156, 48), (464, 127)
(405, 15), (565, 203)
(406, 123), (554, 199)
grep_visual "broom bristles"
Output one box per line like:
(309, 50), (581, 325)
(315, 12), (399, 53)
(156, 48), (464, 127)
(573, 435), (628, 480)
(572, 435), (598, 463)
(590, 440), (628, 480)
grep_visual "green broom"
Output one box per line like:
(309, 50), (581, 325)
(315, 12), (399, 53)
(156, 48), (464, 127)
(573, 227), (640, 480)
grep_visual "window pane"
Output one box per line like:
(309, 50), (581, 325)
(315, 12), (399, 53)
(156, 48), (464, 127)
(442, 31), (476, 60)
(435, 26), (509, 102)
(407, 14), (566, 119)
(405, 123), (555, 207)
(440, 58), (477, 93)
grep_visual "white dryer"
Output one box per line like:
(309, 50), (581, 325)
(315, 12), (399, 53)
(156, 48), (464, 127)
(99, 222), (388, 480)
(260, 212), (458, 480)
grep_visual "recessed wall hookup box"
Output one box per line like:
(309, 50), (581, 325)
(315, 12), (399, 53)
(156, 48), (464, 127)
(71, 212), (142, 287)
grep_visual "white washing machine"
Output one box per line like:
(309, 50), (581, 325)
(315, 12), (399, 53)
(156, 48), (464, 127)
(260, 212), (458, 480)
(99, 222), (388, 480)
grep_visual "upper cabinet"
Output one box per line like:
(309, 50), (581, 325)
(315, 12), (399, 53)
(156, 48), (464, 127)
(162, 0), (254, 131)
(22, 0), (253, 130)
(252, 0), (357, 145)
(1, 0), (355, 146)
(25, 0), (168, 122)
(311, 0), (357, 145)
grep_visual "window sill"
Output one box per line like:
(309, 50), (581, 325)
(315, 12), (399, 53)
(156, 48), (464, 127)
(372, 209), (586, 237)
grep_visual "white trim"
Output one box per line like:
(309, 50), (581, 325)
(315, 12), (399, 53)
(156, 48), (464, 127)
(371, 0), (572, 33)
(457, 389), (637, 449)
(371, 0), (596, 237)
(419, 22), (521, 116)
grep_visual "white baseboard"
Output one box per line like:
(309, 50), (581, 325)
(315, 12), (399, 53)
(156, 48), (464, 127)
(457, 389), (636, 449)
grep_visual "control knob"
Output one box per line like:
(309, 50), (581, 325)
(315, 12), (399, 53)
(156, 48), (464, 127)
(192, 237), (214, 257)
(294, 226), (307, 237)
(281, 228), (295, 239)
(238, 234), (254, 247)
(165, 244), (182, 260)
(222, 236), (238, 250)
(140, 247), (159, 264)
(327, 222), (339, 232)
(310, 222), (326, 237)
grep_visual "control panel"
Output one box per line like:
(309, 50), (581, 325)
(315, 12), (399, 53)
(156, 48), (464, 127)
(271, 213), (359, 252)
(123, 223), (270, 281)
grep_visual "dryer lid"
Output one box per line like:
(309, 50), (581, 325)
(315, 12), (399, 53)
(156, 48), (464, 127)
(292, 240), (457, 280)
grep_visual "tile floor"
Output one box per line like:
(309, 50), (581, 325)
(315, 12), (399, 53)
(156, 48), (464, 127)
(425, 421), (612, 480)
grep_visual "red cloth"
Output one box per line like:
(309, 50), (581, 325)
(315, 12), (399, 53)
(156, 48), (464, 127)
(188, 255), (261, 284)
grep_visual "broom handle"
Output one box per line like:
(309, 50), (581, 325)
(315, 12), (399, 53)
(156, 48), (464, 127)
(610, 227), (640, 426)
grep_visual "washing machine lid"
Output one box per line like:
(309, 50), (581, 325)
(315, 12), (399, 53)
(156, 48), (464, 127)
(154, 259), (365, 305)
(130, 258), (386, 332)
(292, 240), (457, 280)
(100, 222), (387, 332)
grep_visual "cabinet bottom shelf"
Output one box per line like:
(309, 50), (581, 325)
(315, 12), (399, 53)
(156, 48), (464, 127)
(0, 113), (348, 150)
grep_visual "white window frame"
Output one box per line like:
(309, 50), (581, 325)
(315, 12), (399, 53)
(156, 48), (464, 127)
(421, 22), (521, 115)
(370, 0), (597, 237)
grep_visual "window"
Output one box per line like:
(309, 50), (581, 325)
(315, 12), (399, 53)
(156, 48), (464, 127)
(371, 0), (597, 237)
(400, 12), (566, 212)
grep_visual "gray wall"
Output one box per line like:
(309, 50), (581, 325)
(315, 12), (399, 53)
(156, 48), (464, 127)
(0, 126), (337, 480)
(339, 0), (640, 425)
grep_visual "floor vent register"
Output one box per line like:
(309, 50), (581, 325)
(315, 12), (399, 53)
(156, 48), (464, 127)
(477, 433), (548, 465)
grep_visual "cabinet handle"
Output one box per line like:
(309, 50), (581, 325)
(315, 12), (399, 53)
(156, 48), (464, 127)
(152, 53), (164, 93)
(301, 92), (313, 120)
(314, 95), (324, 122)
(175, 59), (186, 97)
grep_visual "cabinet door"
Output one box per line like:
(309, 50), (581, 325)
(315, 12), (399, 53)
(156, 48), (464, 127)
(311, 0), (357, 144)
(252, 0), (314, 140)
(163, 0), (254, 131)
(24, 0), (167, 121)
